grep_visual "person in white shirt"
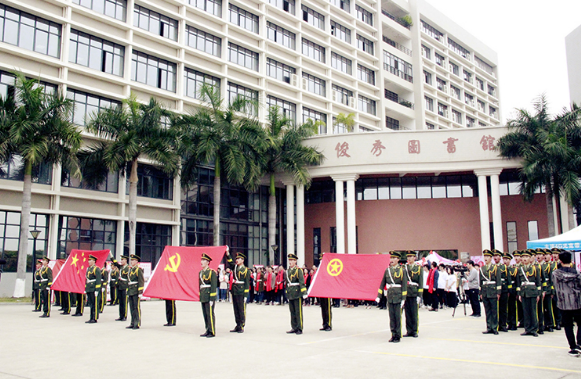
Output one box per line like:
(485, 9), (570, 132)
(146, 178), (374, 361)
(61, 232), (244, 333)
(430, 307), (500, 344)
(445, 266), (458, 308)
(437, 264), (448, 309)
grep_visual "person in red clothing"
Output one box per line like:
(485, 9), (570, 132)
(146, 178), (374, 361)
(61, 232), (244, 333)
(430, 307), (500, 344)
(427, 262), (440, 312)
(303, 268), (311, 306)
(275, 266), (285, 305)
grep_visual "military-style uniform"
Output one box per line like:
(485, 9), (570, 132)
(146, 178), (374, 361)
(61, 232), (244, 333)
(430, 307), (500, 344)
(516, 250), (541, 336)
(127, 255), (144, 329)
(378, 252), (408, 342)
(541, 252), (555, 332)
(38, 260), (53, 317)
(109, 265), (119, 305)
(199, 254), (218, 337)
(85, 258), (102, 323)
(116, 258), (130, 321)
(225, 252), (250, 332)
(404, 252), (423, 337)
(507, 252), (519, 330)
(495, 251), (511, 332)
(33, 264), (42, 312)
(285, 255), (307, 334)
(533, 251), (545, 333)
(98, 266), (108, 313)
(165, 300), (176, 326)
(319, 297), (332, 331)
(479, 250), (501, 334)
(73, 293), (85, 316)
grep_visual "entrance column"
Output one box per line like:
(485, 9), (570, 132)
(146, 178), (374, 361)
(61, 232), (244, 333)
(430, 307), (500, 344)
(346, 175), (359, 254)
(489, 171), (504, 252)
(296, 184), (305, 264)
(285, 183), (295, 261)
(474, 170), (491, 251)
(331, 177), (345, 254)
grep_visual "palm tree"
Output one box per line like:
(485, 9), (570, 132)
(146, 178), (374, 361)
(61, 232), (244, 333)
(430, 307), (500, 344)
(497, 96), (581, 234)
(0, 74), (82, 297)
(263, 107), (324, 263)
(80, 95), (180, 258)
(334, 112), (356, 133)
(175, 84), (266, 246)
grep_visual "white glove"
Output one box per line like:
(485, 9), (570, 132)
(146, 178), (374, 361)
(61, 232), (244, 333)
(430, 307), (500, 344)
(226, 245), (229, 252)
(416, 297), (421, 304)
(84, 291), (86, 294)
(95, 291), (98, 295)
(211, 301), (215, 307)
(375, 297), (380, 303)
(244, 297), (248, 303)
(303, 295), (308, 300)
(401, 301), (405, 308)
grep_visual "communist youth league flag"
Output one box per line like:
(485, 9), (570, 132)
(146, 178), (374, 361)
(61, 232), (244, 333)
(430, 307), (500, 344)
(308, 253), (392, 300)
(143, 246), (226, 302)
(51, 249), (110, 294)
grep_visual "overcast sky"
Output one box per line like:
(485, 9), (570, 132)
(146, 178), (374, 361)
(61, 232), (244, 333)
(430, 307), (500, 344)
(425, 0), (581, 122)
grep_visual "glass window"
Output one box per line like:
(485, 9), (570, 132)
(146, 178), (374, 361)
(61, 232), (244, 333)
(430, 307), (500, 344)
(528, 221), (538, 241)
(267, 95), (296, 123)
(302, 5), (324, 30)
(302, 38), (325, 63)
(424, 96), (433, 112)
(269, 0), (295, 15)
(69, 29), (124, 76)
(357, 64), (375, 85)
(267, 22), (296, 50)
(303, 107), (326, 134)
(302, 72), (325, 97)
(331, 52), (351, 75)
(421, 44), (431, 59)
(58, 216), (116, 259)
(330, 0), (350, 12)
(432, 176), (446, 198)
(476, 77), (485, 91)
(402, 177), (416, 199)
(181, 218), (213, 247)
(446, 176), (462, 198)
(227, 82), (258, 115)
(0, 71), (57, 100)
(448, 37), (470, 59)
(506, 221), (517, 253)
(73, 0), (127, 21)
(127, 163), (173, 200)
(358, 95), (376, 116)
(228, 42), (259, 71)
(385, 116), (399, 130)
(62, 167), (118, 193)
(131, 50), (176, 92)
(332, 84), (352, 106)
(266, 58), (296, 84)
(435, 53), (445, 67)
(465, 92), (474, 106)
(355, 5), (372, 26)
(184, 67), (220, 100)
(0, 4), (61, 58)
(436, 77), (446, 92)
(384, 50), (413, 82)
(452, 109), (462, 124)
(420, 20), (443, 42)
(0, 211), (49, 272)
(125, 222), (171, 267)
(356, 34), (374, 55)
(390, 178), (402, 199)
(189, 0), (222, 17)
(185, 25), (221, 57)
(229, 4), (258, 33)
(67, 88), (121, 127)
(133, 5), (178, 41)
(0, 154), (52, 184)
(451, 85), (461, 100)
(466, 116), (475, 128)
(331, 20), (350, 43)
(417, 177), (431, 198)
(450, 62), (459, 76)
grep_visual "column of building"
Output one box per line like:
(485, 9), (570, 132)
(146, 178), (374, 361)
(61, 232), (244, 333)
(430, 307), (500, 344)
(474, 169), (504, 252)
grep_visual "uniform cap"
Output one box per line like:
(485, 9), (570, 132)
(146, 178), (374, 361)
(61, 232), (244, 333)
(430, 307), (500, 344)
(512, 250), (520, 257)
(130, 254), (140, 262)
(235, 252), (246, 260)
(88, 255), (97, 261)
(502, 252), (512, 260)
(406, 250), (417, 257)
(288, 254), (298, 260)
(120, 255), (129, 260)
(201, 253), (212, 262)
(390, 251), (401, 259)
(521, 250), (532, 257)
(482, 249), (493, 257)
(41, 256), (50, 262)
(492, 249), (502, 256)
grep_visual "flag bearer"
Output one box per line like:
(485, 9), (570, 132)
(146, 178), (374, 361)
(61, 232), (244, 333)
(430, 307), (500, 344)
(404, 250), (422, 338)
(126, 255), (144, 330)
(225, 248), (250, 333)
(199, 253), (218, 338)
(85, 255), (102, 324)
(377, 251), (408, 343)
(39, 257), (53, 318)
(285, 254), (307, 334)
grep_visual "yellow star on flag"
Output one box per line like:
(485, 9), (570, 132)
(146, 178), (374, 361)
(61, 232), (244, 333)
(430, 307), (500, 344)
(71, 254), (79, 266)
(326, 259), (344, 276)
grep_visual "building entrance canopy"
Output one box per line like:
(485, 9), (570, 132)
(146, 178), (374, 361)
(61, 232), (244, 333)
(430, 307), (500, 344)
(527, 225), (581, 251)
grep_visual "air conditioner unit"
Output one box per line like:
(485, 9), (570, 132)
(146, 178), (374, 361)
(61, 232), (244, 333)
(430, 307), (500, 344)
(348, 96), (355, 108)
(302, 78), (307, 90)
(332, 91), (337, 102)
(291, 74), (298, 87)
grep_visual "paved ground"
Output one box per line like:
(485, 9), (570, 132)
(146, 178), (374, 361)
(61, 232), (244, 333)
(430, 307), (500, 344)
(1, 300), (580, 379)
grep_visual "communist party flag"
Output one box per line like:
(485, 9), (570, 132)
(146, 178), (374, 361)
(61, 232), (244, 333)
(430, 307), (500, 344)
(51, 249), (111, 294)
(308, 253), (391, 300)
(143, 246), (226, 302)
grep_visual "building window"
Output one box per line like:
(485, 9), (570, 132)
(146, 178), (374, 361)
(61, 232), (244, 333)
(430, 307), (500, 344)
(133, 5), (178, 41)
(189, 0), (222, 17)
(126, 222), (171, 267)
(333, 116), (350, 134)
(476, 77), (485, 91)
(423, 70), (432, 85)
(73, 0), (127, 21)
(477, 99), (486, 113)
(386, 116), (399, 130)
(313, 228), (321, 266)
(420, 20), (443, 42)
(528, 221), (538, 241)
(355, 175), (477, 200)
(330, 0), (350, 13)
(357, 64), (375, 85)
(421, 44), (431, 59)
(185, 26), (221, 57)
(62, 167), (119, 193)
(227, 82), (258, 115)
(331, 20), (350, 44)
(466, 116), (475, 128)
(355, 5), (372, 26)
(451, 85), (461, 100)
(331, 52), (351, 75)
(0, 155), (52, 184)
(452, 109), (462, 124)
(266, 58), (296, 84)
(69, 29), (124, 76)
(358, 95), (376, 116)
(228, 43), (259, 71)
(269, 0), (295, 15)
(465, 92), (474, 106)
(302, 72), (326, 97)
(332, 84), (352, 105)
(267, 22), (296, 50)
(436, 77), (447, 92)
(67, 88), (121, 127)
(229, 4), (258, 33)
(129, 163), (173, 200)
(58, 216), (116, 259)
(424, 96), (433, 112)
(488, 84), (496, 97)
(181, 167), (215, 217)
(450, 62), (459, 76)
(384, 51), (413, 82)
(476, 56), (494, 76)
(356, 34), (374, 55)
(302, 38), (325, 63)
(181, 219), (213, 247)
(267, 95), (296, 123)
(426, 122), (435, 130)
(489, 106), (497, 119)
(0, 4), (61, 58)
(385, 89), (398, 103)
(438, 103), (448, 117)
(448, 37), (470, 59)
(0, 71), (57, 100)
(131, 50), (176, 92)
(435, 53), (445, 67)
(464, 70), (473, 83)
(506, 221), (517, 253)
(306, 180), (335, 204)
(302, 5), (324, 30)
(479, 122), (487, 127)
(303, 107), (327, 134)
(184, 67), (220, 100)
(0, 211), (48, 271)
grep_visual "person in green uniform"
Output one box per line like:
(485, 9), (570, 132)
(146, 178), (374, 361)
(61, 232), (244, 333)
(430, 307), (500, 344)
(98, 262), (108, 314)
(377, 251), (408, 343)
(514, 250), (524, 328)
(494, 249), (510, 332)
(199, 253), (218, 338)
(126, 255), (144, 330)
(39, 257), (53, 318)
(164, 299), (177, 327)
(319, 296), (332, 332)
(534, 249), (545, 334)
(403, 250), (422, 338)
(550, 248), (562, 330)
(506, 252), (518, 331)
(480, 250), (501, 334)
(542, 249), (555, 332)
(115, 255), (130, 321)
(517, 249), (541, 337)
(225, 248), (250, 333)
(33, 260), (42, 312)
(85, 255), (102, 324)
(109, 262), (119, 306)
(285, 254), (307, 334)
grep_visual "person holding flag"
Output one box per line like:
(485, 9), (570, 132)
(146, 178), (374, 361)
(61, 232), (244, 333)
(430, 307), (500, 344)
(404, 250), (422, 338)
(285, 254), (307, 335)
(98, 261), (108, 314)
(225, 248), (250, 333)
(199, 253), (218, 338)
(376, 251), (408, 343)
(39, 257), (53, 318)
(126, 255), (144, 330)
(115, 255), (130, 322)
(85, 255), (102, 324)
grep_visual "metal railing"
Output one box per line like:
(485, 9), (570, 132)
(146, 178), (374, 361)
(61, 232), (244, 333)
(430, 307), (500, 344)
(382, 36), (412, 57)
(383, 63), (413, 83)
(381, 9), (411, 30)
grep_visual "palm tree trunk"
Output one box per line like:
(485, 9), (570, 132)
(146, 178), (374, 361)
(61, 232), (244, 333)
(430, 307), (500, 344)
(128, 159), (138, 257)
(13, 160), (32, 298)
(268, 173), (276, 265)
(213, 157), (220, 246)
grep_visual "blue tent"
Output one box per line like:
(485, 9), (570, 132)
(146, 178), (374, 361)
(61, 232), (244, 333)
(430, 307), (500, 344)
(526, 225), (581, 250)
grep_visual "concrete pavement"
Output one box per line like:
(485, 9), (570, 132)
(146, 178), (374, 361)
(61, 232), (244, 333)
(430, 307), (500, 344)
(0, 300), (579, 379)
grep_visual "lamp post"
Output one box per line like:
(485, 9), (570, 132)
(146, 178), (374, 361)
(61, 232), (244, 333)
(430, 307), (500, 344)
(271, 245), (278, 266)
(30, 229), (40, 273)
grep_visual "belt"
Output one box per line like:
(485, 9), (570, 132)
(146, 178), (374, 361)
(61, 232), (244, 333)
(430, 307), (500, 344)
(386, 284), (401, 288)
(119, 278), (128, 281)
(483, 281), (496, 284)
(288, 283), (300, 286)
(128, 281), (137, 285)
(235, 281), (245, 284)
(200, 284), (211, 288)
(408, 282), (418, 286)
(257, 280), (262, 282)
(40, 279), (48, 282)
(523, 283), (535, 286)
(86, 279), (96, 283)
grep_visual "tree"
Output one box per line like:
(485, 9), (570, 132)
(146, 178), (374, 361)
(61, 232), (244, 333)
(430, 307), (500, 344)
(262, 107), (324, 263)
(334, 112), (356, 133)
(0, 74), (81, 297)
(497, 96), (581, 234)
(175, 85), (266, 246)
(80, 95), (179, 258)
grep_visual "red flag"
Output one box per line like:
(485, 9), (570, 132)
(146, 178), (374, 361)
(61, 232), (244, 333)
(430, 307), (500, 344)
(308, 253), (391, 300)
(143, 246), (226, 302)
(51, 250), (110, 294)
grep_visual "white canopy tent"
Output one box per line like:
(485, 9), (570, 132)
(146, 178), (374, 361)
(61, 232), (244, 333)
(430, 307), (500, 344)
(526, 225), (581, 251)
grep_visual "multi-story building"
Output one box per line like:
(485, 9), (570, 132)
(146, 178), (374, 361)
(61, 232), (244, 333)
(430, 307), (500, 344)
(0, 0), (552, 295)
(566, 23), (581, 105)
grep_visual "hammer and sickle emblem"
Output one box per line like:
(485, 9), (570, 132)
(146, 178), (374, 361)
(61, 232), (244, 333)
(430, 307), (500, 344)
(327, 259), (344, 277)
(164, 253), (181, 272)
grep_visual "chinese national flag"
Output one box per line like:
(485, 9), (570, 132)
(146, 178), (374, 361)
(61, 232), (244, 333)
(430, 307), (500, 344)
(51, 249), (110, 294)
(308, 253), (391, 301)
(143, 246), (226, 302)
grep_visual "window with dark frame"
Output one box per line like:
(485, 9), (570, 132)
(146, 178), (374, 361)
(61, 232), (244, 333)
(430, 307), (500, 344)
(131, 50), (176, 92)
(73, 0), (127, 21)
(267, 95), (296, 123)
(331, 20), (350, 43)
(133, 5), (178, 40)
(302, 38), (325, 63)
(228, 42), (259, 71)
(356, 34), (374, 54)
(355, 5), (372, 26)
(331, 52), (352, 75)
(69, 29), (124, 76)
(184, 67), (220, 100)
(302, 72), (326, 97)
(229, 4), (259, 33)
(227, 82), (258, 115)
(302, 5), (324, 30)
(185, 25), (222, 57)
(267, 22), (296, 50)
(266, 58), (296, 84)
(189, 0), (222, 17)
